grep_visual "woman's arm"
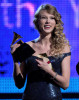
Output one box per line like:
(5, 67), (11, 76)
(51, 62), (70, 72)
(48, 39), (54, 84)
(48, 45), (71, 90)
(11, 43), (27, 89)
(13, 61), (26, 79)
(36, 45), (71, 90)
(48, 55), (71, 90)
(13, 61), (27, 89)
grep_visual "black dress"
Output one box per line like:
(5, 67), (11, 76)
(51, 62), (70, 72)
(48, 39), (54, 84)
(15, 52), (71, 100)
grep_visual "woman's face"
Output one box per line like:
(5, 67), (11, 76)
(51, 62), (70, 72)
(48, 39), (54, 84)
(38, 10), (56, 35)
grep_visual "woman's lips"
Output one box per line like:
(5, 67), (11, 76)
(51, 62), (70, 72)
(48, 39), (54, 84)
(44, 25), (51, 29)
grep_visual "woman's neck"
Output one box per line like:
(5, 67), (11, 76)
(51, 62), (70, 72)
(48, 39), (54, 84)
(37, 34), (51, 47)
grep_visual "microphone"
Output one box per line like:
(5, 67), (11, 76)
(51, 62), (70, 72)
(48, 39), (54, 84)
(76, 62), (79, 75)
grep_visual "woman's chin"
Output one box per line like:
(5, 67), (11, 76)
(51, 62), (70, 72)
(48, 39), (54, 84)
(43, 30), (52, 34)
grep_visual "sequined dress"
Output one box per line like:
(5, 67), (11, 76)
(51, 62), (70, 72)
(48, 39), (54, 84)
(15, 52), (71, 100)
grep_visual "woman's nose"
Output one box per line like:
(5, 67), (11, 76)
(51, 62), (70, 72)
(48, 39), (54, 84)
(45, 18), (50, 23)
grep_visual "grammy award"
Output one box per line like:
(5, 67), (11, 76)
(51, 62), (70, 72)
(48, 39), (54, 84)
(11, 32), (23, 45)
(11, 32), (35, 62)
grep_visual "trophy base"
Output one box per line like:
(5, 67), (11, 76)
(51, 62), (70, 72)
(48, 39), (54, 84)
(12, 43), (35, 62)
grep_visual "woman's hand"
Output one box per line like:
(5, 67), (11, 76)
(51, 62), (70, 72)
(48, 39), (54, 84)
(35, 58), (53, 73)
(10, 43), (21, 62)
(10, 43), (20, 54)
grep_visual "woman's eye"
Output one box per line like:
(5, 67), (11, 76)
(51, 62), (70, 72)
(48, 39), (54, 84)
(51, 17), (55, 19)
(41, 16), (46, 19)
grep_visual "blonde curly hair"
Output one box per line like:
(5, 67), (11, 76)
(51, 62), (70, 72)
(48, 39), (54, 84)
(33, 4), (70, 56)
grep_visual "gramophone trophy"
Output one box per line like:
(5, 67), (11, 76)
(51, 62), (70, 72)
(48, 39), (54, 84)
(11, 32), (35, 62)
(11, 32), (23, 45)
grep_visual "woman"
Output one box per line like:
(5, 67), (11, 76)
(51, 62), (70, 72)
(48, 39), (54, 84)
(11, 4), (71, 100)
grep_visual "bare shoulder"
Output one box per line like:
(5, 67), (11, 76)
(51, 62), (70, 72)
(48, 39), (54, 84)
(62, 44), (70, 53)
(25, 40), (39, 48)
(25, 41), (33, 47)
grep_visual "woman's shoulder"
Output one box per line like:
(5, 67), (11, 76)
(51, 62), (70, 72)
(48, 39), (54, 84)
(62, 44), (71, 54)
(25, 40), (34, 47)
(59, 44), (71, 60)
(25, 40), (38, 49)
(25, 38), (40, 47)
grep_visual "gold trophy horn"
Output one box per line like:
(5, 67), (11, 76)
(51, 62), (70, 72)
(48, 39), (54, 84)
(11, 32), (23, 45)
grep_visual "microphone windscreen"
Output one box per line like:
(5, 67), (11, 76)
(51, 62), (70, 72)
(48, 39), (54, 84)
(76, 62), (79, 75)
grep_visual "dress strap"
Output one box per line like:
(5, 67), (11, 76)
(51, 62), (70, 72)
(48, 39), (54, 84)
(61, 52), (71, 61)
